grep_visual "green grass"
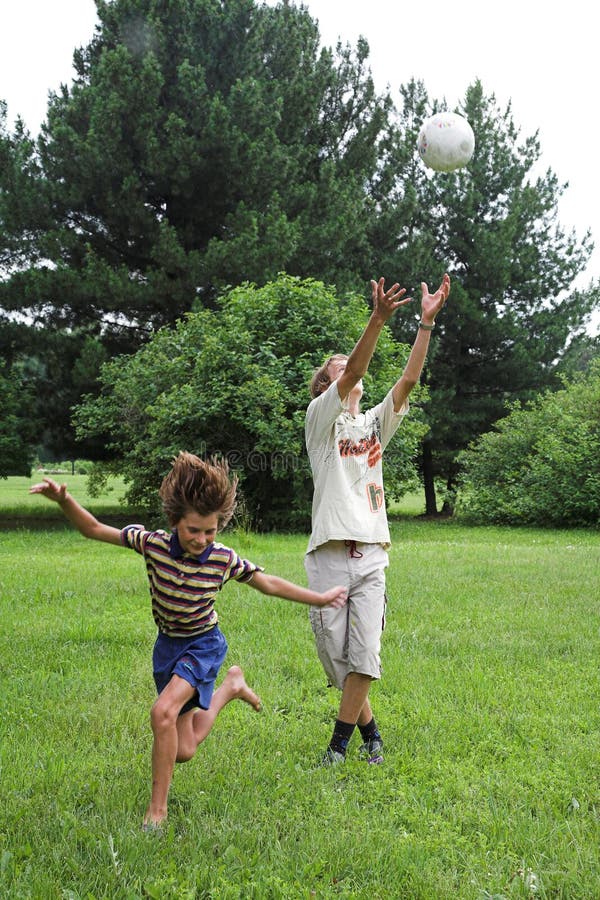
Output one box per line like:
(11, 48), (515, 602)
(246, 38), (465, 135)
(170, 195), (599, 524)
(388, 489), (427, 517)
(1, 478), (600, 897)
(0, 474), (132, 521)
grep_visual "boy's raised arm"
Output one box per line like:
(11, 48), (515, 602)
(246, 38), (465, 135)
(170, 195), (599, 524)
(247, 571), (347, 608)
(391, 274), (451, 413)
(29, 477), (122, 545)
(335, 278), (411, 401)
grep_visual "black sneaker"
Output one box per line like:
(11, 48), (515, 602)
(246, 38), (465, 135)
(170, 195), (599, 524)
(320, 747), (346, 767)
(358, 738), (384, 765)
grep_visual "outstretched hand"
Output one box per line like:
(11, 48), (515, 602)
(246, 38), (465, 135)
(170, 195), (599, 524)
(370, 277), (412, 322)
(420, 273), (451, 324)
(320, 585), (348, 609)
(29, 477), (67, 503)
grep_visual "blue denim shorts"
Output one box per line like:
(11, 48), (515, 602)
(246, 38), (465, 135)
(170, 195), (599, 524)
(152, 626), (228, 714)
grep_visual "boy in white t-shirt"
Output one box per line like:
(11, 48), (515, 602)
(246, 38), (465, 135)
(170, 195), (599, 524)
(305, 273), (451, 764)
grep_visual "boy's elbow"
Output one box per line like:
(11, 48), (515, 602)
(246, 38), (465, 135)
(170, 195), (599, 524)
(399, 374), (418, 393)
(261, 578), (278, 597)
(345, 360), (365, 382)
(250, 572), (273, 595)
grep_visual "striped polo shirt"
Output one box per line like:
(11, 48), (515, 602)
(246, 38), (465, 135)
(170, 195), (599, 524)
(121, 525), (263, 638)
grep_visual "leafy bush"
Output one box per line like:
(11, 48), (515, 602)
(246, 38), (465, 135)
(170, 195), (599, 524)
(75, 275), (428, 530)
(457, 359), (600, 526)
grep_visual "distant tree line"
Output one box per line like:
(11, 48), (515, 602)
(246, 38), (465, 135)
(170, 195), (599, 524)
(1, 0), (598, 525)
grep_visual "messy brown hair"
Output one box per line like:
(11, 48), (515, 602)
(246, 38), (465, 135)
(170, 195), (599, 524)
(309, 354), (347, 399)
(159, 451), (238, 528)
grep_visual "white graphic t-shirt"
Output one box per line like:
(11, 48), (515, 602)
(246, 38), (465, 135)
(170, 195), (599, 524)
(305, 381), (409, 552)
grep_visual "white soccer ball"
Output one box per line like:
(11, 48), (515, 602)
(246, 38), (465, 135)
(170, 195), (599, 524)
(417, 112), (475, 173)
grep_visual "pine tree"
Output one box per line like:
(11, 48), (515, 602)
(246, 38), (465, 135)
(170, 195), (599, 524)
(380, 80), (598, 513)
(1, 0), (390, 345)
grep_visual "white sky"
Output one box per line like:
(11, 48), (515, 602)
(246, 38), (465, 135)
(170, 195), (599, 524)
(1, 0), (598, 330)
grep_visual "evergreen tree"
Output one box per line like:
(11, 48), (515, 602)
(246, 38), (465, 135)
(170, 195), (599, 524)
(380, 80), (598, 513)
(0, 357), (37, 477)
(0, 0), (390, 345)
(1, 0), (395, 464)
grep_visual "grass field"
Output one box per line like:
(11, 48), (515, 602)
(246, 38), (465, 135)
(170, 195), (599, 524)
(0, 474), (133, 523)
(1, 476), (600, 898)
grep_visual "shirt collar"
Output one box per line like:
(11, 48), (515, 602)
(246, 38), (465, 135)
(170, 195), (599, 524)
(169, 530), (214, 564)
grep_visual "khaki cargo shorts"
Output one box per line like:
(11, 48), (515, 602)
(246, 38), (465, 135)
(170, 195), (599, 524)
(304, 540), (388, 690)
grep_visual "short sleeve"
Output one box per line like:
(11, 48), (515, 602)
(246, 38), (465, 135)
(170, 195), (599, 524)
(371, 390), (409, 450)
(121, 524), (152, 554)
(224, 548), (264, 584)
(305, 381), (344, 449)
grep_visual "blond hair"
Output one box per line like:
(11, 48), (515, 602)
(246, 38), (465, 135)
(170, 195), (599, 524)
(309, 354), (348, 399)
(159, 451), (238, 528)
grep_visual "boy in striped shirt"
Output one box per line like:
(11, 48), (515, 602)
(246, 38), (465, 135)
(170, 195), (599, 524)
(31, 452), (347, 831)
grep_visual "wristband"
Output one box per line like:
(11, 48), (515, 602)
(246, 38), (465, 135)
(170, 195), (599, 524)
(418, 321), (435, 331)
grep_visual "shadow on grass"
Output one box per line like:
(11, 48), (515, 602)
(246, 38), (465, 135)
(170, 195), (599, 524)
(0, 509), (149, 531)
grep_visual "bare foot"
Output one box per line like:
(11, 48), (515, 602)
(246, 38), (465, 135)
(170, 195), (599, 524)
(222, 665), (262, 711)
(142, 810), (167, 832)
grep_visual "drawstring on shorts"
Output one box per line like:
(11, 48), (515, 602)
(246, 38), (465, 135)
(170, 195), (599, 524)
(344, 540), (363, 559)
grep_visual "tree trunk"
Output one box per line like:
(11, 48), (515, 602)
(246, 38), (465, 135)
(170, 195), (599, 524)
(422, 440), (438, 516)
(441, 476), (456, 516)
